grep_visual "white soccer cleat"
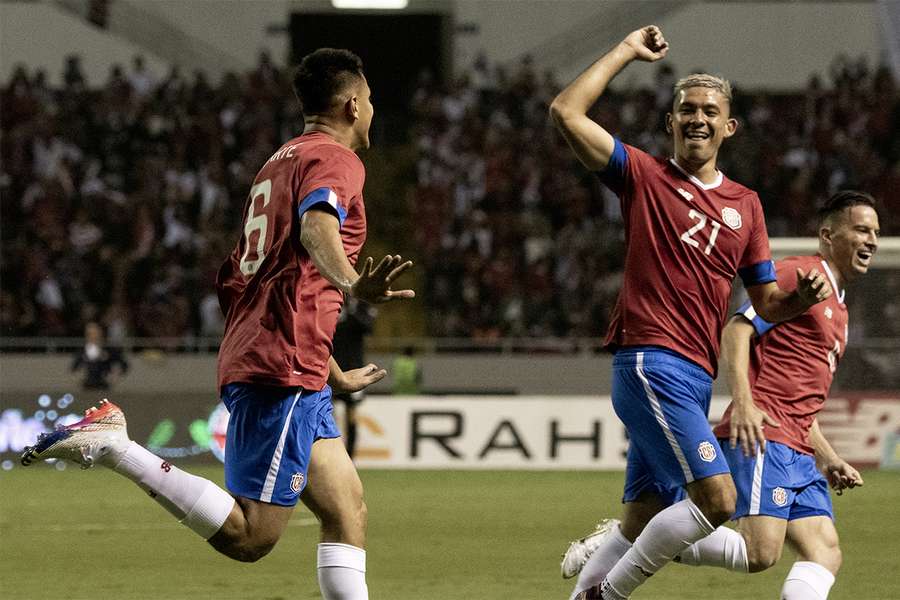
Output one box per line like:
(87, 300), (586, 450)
(21, 399), (129, 469)
(561, 518), (621, 579)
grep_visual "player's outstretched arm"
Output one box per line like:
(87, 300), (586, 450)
(810, 418), (864, 495)
(300, 208), (415, 303)
(549, 25), (668, 171)
(721, 315), (780, 456)
(328, 356), (386, 394)
(746, 268), (832, 323)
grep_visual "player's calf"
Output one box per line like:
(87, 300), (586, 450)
(208, 496), (293, 562)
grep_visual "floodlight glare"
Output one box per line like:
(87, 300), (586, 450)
(332, 0), (409, 8)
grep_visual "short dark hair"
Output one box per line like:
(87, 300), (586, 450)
(292, 48), (364, 115)
(816, 190), (877, 227)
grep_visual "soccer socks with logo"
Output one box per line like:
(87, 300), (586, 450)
(318, 543), (368, 600)
(108, 441), (235, 539)
(571, 524), (633, 599)
(781, 561), (835, 599)
(600, 499), (715, 599)
(676, 526), (749, 572)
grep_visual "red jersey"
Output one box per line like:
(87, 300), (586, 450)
(715, 255), (848, 454)
(600, 140), (774, 376)
(216, 131), (367, 391)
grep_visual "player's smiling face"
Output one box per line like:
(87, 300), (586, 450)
(825, 205), (880, 282)
(667, 87), (737, 166)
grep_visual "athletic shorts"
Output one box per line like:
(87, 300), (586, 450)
(613, 347), (730, 505)
(723, 440), (834, 521)
(221, 383), (341, 506)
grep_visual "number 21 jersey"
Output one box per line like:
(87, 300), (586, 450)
(216, 131), (367, 392)
(599, 139), (774, 377)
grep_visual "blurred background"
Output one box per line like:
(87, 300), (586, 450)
(1, 0), (898, 472)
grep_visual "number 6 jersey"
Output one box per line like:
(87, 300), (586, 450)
(216, 131), (367, 391)
(599, 139), (775, 377)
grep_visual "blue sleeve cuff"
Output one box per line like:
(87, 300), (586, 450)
(298, 187), (347, 226)
(736, 299), (775, 336)
(595, 137), (628, 188)
(738, 260), (776, 287)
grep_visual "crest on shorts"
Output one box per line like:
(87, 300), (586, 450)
(721, 207), (742, 230)
(290, 472), (305, 493)
(772, 487), (788, 507)
(698, 441), (717, 463)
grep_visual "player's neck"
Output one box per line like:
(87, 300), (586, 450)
(303, 121), (357, 151)
(672, 155), (719, 185)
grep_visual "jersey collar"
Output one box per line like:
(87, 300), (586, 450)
(820, 259), (845, 305)
(669, 158), (724, 190)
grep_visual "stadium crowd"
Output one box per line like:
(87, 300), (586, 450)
(2, 52), (898, 340)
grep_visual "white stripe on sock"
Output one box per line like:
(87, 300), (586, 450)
(749, 448), (765, 515)
(635, 352), (694, 484)
(260, 390), (302, 503)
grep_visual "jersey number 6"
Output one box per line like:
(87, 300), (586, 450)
(239, 179), (272, 276)
(680, 209), (721, 255)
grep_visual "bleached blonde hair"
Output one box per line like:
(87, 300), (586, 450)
(673, 73), (733, 106)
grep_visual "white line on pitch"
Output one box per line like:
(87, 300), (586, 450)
(3, 518), (318, 532)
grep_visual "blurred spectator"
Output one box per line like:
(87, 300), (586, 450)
(392, 347), (422, 395)
(71, 322), (129, 390)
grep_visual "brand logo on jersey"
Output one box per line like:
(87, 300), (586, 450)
(772, 487), (788, 507)
(824, 307), (833, 320)
(290, 472), (305, 493)
(721, 207), (742, 230)
(698, 441), (717, 462)
(677, 188), (694, 202)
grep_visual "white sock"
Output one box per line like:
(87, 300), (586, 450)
(571, 525), (632, 599)
(111, 441), (235, 539)
(318, 543), (368, 600)
(782, 561), (835, 599)
(601, 499), (715, 599)
(677, 526), (748, 572)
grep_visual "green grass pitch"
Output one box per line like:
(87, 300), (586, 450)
(1, 467), (898, 599)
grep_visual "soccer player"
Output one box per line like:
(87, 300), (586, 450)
(549, 26), (832, 599)
(672, 191), (877, 599)
(21, 49), (414, 600)
(562, 192), (879, 600)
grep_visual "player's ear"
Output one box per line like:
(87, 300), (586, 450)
(346, 95), (359, 122)
(665, 113), (673, 134)
(723, 116), (738, 138)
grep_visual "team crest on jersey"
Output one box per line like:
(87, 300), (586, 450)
(698, 441), (717, 462)
(772, 487), (788, 507)
(721, 207), (742, 230)
(677, 188), (694, 202)
(290, 473), (305, 493)
(824, 307), (833, 320)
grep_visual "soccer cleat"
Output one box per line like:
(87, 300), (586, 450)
(561, 518), (621, 579)
(21, 399), (129, 469)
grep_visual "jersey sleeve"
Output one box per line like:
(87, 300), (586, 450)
(594, 139), (654, 205)
(297, 148), (364, 227)
(737, 193), (776, 287)
(735, 299), (775, 336)
(736, 258), (798, 335)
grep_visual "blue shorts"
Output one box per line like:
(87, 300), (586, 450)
(723, 440), (834, 521)
(221, 383), (341, 506)
(613, 347), (730, 505)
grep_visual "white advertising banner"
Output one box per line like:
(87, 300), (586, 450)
(338, 395), (900, 470)
(339, 396), (731, 470)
